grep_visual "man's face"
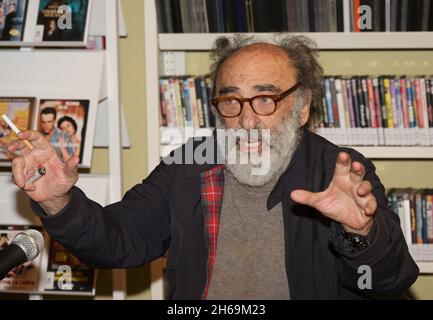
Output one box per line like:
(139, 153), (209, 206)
(214, 44), (311, 186)
(215, 43), (310, 135)
(8, 4), (15, 13)
(40, 114), (56, 135)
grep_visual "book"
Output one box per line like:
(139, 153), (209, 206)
(155, 0), (167, 33)
(171, 0), (183, 33)
(0, 0), (27, 41)
(35, 0), (90, 43)
(36, 99), (89, 164)
(222, 0), (236, 32)
(0, 225), (45, 293)
(0, 97), (35, 164)
(44, 239), (95, 293)
(156, 0), (433, 34)
(179, 0), (193, 33)
(297, 0), (310, 32)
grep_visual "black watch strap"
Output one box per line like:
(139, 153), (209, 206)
(342, 232), (370, 250)
(342, 222), (376, 251)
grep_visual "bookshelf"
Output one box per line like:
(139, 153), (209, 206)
(0, 0), (127, 300)
(159, 32), (433, 50)
(0, 174), (107, 297)
(144, 1), (433, 299)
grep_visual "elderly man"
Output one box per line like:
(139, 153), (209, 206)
(8, 35), (418, 300)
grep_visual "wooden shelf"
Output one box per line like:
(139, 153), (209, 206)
(159, 125), (433, 159)
(349, 147), (433, 159)
(417, 262), (433, 274)
(159, 32), (433, 51)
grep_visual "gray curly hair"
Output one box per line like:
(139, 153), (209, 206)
(209, 34), (324, 109)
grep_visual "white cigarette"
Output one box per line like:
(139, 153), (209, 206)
(1, 114), (20, 134)
(1, 114), (34, 150)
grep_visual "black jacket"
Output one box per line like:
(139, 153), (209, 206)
(32, 130), (419, 299)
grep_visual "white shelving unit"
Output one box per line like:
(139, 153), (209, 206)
(0, 174), (108, 298)
(159, 32), (433, 50)
(417, 262), (433, 274)
(0, 0), (127, 300)
(144, 1), (433, 300)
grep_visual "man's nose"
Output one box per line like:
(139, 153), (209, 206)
(239, 102), (258, 130)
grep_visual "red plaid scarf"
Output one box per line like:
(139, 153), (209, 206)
(200, 165), (225, 300)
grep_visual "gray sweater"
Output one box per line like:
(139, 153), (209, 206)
(207, 170), (290, 300)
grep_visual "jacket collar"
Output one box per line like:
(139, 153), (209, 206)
(183, 133), (222, 178)
(266, 128), (311, 210)
(182, 128), (319, 210)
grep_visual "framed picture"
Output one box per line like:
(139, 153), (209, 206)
(34, 0), (91, 45)
(0, 0), (28, 42)
(0, 97), (35, 164)
(36, 99), (89, 165)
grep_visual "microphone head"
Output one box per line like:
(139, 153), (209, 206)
(12, 229), (44, 261)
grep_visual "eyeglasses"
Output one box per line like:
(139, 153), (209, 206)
(211, 83), (300, 118)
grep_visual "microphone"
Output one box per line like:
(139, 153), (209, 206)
(0, 229), (44, 281)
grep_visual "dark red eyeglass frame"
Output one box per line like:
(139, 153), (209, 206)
(211, 82), (300, 118)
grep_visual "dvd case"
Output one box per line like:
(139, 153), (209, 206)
(0, 0), (28, 42)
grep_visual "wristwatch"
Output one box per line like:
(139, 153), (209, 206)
(330, 221), (376, 252)
(342, 232), (371, 250)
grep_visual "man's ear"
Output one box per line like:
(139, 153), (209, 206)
(300, 96), (312, 126)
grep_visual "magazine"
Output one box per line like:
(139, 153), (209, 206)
(0, 97), (35, 163)
(36, 99), (89, 164)
(35, 0), (90, 42)
(0, 0), (28, 41)
(0, 225), (44, 292)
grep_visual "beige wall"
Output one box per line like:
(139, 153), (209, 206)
(89, 0), (151, 299)
(90, 2), (433, 300)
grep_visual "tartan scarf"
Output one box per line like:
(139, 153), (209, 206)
(199, 165), (225, 300)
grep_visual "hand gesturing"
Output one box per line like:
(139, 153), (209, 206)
(8, 131), (79, 214)
(291, 152), (377, 235)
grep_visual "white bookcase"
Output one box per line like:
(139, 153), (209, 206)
(144, 1), (433, 299)
(0, 0), (128, 300)
(159, 32), (433, 50)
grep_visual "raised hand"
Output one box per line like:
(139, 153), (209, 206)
(290, 152), (377, 235)
(8, 131), (79, 215)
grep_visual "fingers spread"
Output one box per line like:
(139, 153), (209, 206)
(364, 196), (377, 216)
(351, 161), (366, 182)
(334, 152), (352, 177)
(291, 189), (322, 207)
(357, 181), (373, 197)
(354, 193), (377, 216)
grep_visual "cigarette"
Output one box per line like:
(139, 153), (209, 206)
(26, 164), (47, 184)
(1, 114), (34, 150)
